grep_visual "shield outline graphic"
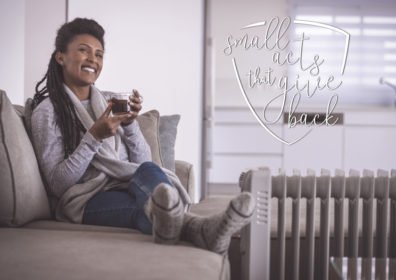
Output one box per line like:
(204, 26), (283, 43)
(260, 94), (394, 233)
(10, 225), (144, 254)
(231, 18), (351, 145)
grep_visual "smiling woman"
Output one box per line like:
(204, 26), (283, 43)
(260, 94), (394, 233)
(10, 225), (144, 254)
(33, 19), (109, 155)
(55, 34), (104, 98)
(29, 17), (255, 255)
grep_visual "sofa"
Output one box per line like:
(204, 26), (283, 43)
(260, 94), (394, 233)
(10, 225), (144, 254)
(0, 90), (232, 280)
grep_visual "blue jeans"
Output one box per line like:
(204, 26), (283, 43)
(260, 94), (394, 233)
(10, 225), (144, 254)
(82, 162), (172, 235)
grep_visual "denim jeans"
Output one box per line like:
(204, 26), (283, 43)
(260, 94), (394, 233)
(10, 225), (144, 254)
(82, 161), (172, 235)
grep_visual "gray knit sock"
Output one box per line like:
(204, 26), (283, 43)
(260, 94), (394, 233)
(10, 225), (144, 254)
(181, 192), (255, 255)
(145, 183), (184, 245)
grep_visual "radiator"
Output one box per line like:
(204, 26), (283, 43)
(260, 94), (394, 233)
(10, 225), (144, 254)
(239, 168), (396, 280)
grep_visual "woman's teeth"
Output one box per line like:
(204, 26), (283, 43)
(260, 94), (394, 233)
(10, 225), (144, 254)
(82, 67), (95, 73)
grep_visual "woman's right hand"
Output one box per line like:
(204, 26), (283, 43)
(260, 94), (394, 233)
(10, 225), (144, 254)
(88, 103), (131, 141)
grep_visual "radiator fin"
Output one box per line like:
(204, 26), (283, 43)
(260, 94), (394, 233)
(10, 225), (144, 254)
(240, 168), (396, 280)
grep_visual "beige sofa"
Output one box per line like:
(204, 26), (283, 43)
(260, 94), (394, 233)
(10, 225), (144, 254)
(0, 90), (231, 280)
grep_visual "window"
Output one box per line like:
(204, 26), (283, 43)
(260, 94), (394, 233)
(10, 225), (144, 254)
(288, 2), (396, 105)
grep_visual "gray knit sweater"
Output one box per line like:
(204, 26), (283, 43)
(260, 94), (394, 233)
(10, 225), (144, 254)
(31, 97), (152, 199)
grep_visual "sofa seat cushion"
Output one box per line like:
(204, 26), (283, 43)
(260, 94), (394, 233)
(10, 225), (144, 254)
(24, 220), (142, 234)
(0, 228), (229, 280)
(190, 196), (233, 217)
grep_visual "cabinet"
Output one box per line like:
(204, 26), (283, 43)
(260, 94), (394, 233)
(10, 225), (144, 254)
(209, 107), (396, 186)
(344, 127), (396, 170)
(209, 108), (283, 183)
(344, 111), (396, 171)
(283, 126), (343, 173)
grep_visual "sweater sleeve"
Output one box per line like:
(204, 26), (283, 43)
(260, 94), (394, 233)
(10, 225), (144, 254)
(31, 99), (103, 198)
(121, 120), (152, 163)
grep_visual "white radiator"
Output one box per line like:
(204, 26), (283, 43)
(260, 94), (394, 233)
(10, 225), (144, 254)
(239, 168), (396, 280)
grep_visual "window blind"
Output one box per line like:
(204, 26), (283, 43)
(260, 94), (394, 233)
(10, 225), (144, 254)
(288, 4), (396, 105)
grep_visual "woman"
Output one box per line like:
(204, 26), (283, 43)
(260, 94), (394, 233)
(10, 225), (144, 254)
(31, 17), (254, 255)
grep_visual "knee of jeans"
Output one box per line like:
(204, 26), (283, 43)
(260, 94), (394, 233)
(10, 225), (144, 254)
(138, 161), (161, 172)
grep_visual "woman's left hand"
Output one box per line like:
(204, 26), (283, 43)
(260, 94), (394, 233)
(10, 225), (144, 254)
(121, 89), (143, 126)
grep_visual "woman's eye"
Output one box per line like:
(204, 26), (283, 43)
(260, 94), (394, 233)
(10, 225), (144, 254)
(96, 53), (103, 58)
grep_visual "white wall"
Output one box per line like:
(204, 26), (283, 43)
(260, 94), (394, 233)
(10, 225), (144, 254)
(69, 0), (204, 201)
(210, 0), (288, 107)
(0, 0), (65, 105)
(24, 0), (66, 102)
(0, 0), (25, 105)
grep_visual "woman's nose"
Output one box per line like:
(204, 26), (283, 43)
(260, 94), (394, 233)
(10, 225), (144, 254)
(86, 51), (96, 63)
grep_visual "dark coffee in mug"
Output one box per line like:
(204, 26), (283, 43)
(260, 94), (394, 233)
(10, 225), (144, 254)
(111, 93), (130, 115)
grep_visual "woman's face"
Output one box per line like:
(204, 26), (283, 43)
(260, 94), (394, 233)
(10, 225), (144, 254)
(56, 34), (104, 88)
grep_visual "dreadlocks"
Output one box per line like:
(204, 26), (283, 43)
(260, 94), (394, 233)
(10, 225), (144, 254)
(32, 18), (105, 158)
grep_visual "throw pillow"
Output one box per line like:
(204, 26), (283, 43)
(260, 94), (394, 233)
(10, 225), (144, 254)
(23, 98), (34, 140)
(159, 115), (180, 172)
(136, 110), (164, 167)
(0, 90), (51, 226)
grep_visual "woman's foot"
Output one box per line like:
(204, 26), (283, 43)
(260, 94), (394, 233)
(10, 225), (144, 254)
(145, 183), (184, 244)
(181, 192), (255, 255)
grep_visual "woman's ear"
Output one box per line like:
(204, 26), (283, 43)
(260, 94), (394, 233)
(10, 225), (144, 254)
(55, 51), (64, 66)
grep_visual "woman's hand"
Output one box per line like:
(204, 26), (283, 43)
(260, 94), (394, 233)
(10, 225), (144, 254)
(88, 103), (132, 141)
(120, 89), (143, 126)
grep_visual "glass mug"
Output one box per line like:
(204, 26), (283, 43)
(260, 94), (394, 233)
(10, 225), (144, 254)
(111, 93), (131, 115)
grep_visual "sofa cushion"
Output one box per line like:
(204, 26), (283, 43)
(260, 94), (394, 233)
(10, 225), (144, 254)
(0, 228), (230, 280)
(190, 196), (233, 217)
(136, 110), (164, 167)
(23, 98), (34, 140)
(159, 114), (180, 172)
(25, 220), (141, 234)
(175, 160), (195, 200)
(137, 111), (181, 172)
(0, 90), (50, 226)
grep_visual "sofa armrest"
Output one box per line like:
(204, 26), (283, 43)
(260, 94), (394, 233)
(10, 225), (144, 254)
(175, 160), (195, 202)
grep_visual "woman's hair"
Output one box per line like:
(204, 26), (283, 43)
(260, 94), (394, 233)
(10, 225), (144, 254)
(33, 18), (105, 158)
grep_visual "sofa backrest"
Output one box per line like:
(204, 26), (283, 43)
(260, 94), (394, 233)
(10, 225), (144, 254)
(0, 90), (51, 226)
(0, 89), (186, 226)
